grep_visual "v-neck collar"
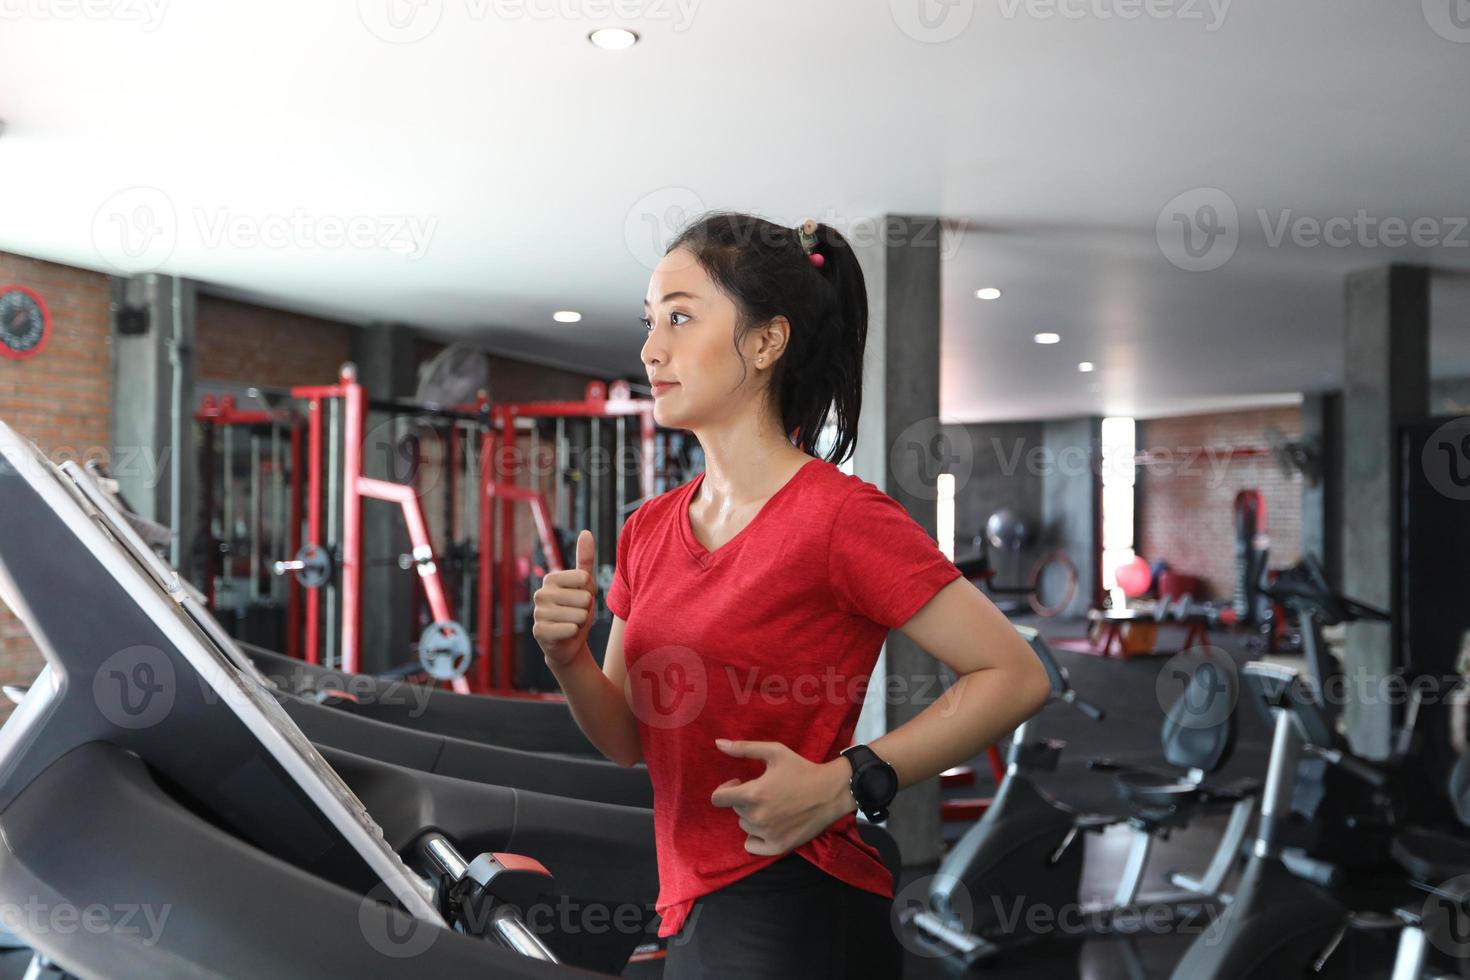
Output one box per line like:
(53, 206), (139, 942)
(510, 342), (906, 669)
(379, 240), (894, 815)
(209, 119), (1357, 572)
(679, 459), (819, 566)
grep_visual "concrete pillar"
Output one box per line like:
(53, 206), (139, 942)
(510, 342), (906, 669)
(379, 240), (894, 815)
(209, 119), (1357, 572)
(109, 274), (196, 575)
(1342, 265), (1429, 758)
(1042, 417), (1102, 617)
(849, 215), (945, 866)
(1300, 391), (1342, 588)
(351, 322), (419, 674)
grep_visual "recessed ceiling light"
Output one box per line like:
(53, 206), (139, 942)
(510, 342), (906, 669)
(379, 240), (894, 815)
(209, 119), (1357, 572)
(589, 28), (639, 49)
(1078, 361), (1095, 372)
(1034, 332), (1060, 345)
(975, 287), (1002, 301)
(553, 310), (582, 323)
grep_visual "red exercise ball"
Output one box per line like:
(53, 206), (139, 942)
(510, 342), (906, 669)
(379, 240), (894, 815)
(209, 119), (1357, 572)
(1114, 555), (1153, 598)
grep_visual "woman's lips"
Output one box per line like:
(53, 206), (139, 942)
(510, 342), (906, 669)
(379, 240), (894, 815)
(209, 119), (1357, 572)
(652, 382), (679, 396)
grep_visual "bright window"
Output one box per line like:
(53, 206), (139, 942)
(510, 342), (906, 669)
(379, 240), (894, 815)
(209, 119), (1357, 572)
(1100, 416), (1137, 599)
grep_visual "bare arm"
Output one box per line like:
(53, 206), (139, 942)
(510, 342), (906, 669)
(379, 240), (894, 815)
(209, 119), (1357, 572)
(865, 576), (1052, 792)
(533, 529), (643, 768)
(804, 577), (1053, 820)
(543, 616), (643, 768)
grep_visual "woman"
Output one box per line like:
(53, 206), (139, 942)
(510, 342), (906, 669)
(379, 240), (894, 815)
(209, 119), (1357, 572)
(533, 212), (1051, 978)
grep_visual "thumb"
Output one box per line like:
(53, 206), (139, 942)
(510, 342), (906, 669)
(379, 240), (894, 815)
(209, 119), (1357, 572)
(576, 529), (596, 586)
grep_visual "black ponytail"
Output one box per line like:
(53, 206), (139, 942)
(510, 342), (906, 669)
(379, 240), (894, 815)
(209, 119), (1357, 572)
(665, 211), (868, 465)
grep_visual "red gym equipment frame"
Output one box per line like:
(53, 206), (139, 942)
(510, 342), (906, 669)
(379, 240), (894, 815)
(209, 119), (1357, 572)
(201, 367), (660, 697)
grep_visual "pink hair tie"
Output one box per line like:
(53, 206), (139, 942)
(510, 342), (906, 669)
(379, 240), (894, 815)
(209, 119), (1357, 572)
(808, 252), (825, 269)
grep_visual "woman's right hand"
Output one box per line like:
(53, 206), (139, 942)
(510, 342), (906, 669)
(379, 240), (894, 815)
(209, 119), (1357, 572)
(533, 529), (598, 667)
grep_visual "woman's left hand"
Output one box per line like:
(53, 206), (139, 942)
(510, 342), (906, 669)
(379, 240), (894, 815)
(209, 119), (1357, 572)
(709, 738), (857, 856)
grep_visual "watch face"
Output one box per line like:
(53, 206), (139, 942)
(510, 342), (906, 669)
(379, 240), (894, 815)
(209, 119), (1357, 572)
(0, 288), (50, 360)
(859, 763), (898, 803)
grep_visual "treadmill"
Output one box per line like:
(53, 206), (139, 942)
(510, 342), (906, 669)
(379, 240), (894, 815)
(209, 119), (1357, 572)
(243, 642), (605, 759)
(0, 422), (659, 977)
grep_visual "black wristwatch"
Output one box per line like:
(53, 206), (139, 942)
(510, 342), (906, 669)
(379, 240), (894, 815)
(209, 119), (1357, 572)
(840, 744), (898, 823)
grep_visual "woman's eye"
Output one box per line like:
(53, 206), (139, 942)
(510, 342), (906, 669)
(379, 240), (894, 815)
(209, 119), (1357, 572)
(641, 312), (689, 332)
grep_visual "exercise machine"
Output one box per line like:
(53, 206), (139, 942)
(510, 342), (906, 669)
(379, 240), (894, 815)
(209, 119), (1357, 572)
(904, 627), (1256, 965)
(954, 509), (1079, 618)
(1167, 557), (1448, 979)
(0, 420), (658, 976)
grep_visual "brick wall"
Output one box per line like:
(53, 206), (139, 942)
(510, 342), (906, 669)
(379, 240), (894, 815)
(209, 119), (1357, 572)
(196, 294), (354, 386)
(1137, 405), (1304, 599)
(0, 252), (114, 701)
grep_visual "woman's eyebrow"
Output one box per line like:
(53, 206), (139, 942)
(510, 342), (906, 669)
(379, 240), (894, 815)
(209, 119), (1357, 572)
(643, 291), (700, 308)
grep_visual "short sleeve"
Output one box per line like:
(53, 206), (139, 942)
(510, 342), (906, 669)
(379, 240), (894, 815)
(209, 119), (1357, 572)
(828, 483), (962, 628)
(605, 504), (640, 621)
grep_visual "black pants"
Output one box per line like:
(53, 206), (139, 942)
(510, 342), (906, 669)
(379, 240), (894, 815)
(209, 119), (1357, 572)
(660, 854), (904, 980)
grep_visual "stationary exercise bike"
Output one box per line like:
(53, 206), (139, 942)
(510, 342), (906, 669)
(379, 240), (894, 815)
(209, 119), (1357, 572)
(903, 626), (1257, 965)
(1167, 556), (1446, 979)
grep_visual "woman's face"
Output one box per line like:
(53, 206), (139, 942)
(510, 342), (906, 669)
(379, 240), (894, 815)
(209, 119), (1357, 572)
(640, 247), (780, 432)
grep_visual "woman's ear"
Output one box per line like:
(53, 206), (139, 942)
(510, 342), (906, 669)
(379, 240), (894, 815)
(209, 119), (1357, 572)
(757, 316), (791, 366)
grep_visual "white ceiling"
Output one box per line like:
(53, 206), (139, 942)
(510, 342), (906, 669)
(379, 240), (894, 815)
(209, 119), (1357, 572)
(2, 0), (1468, 421)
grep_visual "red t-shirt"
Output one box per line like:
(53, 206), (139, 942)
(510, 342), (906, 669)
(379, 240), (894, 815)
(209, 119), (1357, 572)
(605, 457), (962, 939)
